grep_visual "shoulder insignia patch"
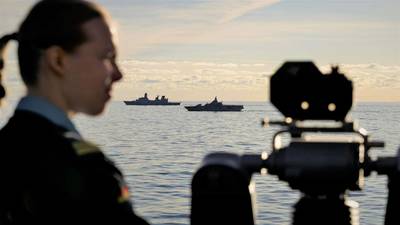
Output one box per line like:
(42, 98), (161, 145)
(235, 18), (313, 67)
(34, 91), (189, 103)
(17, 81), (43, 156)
(118, 185), (131, 203)
(63, 131), (82, 141)
(72, 140), (101, 156)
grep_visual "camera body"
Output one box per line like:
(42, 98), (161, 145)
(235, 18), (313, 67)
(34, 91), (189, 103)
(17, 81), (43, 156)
(270, 61), (352, 121)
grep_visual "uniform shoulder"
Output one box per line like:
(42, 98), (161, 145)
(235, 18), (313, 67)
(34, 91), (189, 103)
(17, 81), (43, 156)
(1, 110), (62, 134)
(63, 131), (103, 157)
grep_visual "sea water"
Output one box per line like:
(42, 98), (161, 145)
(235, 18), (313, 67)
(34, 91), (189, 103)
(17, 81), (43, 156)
(1, 101), (399, 225)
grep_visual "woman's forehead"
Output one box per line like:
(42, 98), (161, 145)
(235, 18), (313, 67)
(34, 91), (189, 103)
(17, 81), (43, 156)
(81, 18), (115, 50)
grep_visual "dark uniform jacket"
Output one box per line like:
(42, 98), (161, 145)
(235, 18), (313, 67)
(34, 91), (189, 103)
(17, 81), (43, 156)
(0, 110), (149, 225)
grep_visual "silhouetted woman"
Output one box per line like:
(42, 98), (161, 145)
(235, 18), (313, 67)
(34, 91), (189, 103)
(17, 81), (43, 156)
(0, 1), (149, 224)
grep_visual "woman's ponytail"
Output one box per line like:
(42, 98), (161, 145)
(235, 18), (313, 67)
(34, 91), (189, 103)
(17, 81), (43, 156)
(0, 32), (18, 100)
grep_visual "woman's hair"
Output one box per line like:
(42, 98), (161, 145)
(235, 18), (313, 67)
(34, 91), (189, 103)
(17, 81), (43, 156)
(0, 0), (105, 93)
(0, 33), (18, 99)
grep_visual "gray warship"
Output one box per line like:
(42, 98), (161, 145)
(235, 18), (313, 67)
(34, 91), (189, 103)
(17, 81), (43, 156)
(124, 93), (180, 105)
(185, 97), (243, 112)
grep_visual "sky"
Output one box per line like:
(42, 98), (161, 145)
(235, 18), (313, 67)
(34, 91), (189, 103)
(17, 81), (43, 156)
(0, 0), (399, 102)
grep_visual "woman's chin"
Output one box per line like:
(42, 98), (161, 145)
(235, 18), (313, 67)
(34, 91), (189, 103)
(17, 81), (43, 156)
(82, 102), (107, 116)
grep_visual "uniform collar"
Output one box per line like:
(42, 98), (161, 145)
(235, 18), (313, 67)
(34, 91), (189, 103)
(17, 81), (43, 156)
(16, 95), (80, 134)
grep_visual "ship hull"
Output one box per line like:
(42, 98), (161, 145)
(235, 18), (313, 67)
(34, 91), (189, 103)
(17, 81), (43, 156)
(185, 105), (243, 112)
(124, 101), (180, 105)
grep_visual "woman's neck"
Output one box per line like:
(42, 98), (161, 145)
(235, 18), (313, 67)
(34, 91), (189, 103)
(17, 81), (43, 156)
(27, 85), (75, 118)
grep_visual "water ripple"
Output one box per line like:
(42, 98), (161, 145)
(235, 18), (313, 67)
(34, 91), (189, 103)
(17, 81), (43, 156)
(2, 101), (396, 225)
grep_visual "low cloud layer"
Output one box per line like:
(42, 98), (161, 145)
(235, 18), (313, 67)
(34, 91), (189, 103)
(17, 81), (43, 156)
(2, 59), (399, 102)
(118, 60), (399, 101)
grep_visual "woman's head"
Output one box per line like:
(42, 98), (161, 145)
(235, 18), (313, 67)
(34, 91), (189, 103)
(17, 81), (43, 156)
(18, 0), (106, 85)
(0, 0), (122, 115)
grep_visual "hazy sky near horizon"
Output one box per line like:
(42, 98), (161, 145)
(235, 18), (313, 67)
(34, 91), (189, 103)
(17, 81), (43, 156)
(0, 0), (399, 102)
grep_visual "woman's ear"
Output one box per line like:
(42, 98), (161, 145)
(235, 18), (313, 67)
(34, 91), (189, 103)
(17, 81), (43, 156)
(43, 46), (67, 77)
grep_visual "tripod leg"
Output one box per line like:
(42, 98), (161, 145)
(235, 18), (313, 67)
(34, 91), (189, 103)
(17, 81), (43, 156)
(385, 174), (400, 225)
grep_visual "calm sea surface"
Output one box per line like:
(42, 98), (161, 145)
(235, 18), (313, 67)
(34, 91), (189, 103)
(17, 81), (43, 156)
(1, 101), (399, 225)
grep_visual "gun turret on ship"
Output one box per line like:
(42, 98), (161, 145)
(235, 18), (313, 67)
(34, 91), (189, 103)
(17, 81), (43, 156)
(185, 97), (243, 112)
(124, 93), (180, 105)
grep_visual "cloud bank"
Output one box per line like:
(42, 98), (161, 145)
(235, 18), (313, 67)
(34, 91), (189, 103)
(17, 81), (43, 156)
(117, 60), (400, 101)
(2, 59), (399, 102)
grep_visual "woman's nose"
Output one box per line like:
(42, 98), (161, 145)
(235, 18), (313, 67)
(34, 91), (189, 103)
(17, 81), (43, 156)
(111, 62), (123, 82)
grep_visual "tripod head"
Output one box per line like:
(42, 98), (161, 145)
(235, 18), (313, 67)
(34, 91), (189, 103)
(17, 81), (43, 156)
(191, 61), (397, 225)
